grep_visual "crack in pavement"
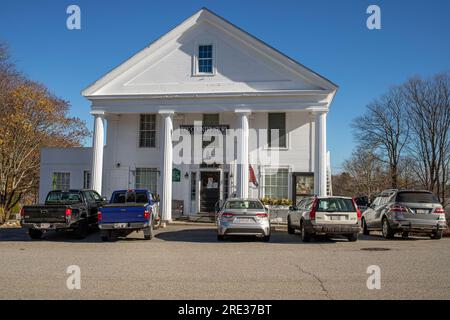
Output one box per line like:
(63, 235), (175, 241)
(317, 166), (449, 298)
(292, 263), (333, 300)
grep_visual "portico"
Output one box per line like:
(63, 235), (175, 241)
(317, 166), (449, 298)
(77, 8), (338, 222)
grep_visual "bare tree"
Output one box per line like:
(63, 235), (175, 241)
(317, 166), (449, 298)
(352, 87), (410, 188)
(403, 72), (450, 204)
(342, 146), (388, 198)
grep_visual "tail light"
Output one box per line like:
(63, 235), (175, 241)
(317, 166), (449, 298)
(256, 213), (269, 218)
(433, 207), (446, 214)
(352, 198), (362, 220)
(144, 210), (150, 220)
(97, 210), (102, 222)
(20, 208), (24, 218)
(222, 212), (234, 218)
(65, 208), (72, 217)
(310, 198), (318, 220)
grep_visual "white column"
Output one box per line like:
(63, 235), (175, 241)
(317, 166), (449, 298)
(313, 111), (328, 197)
(235, 110), (251, 198)
(91, 111), (105, 195)
(159, 110), (174, 222)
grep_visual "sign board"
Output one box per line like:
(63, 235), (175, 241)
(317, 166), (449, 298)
(172, 168), (181, 182)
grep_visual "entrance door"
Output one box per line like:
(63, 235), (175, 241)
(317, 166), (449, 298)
(200, 172), (220, 213)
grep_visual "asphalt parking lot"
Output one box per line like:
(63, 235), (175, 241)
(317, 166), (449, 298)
(1, 224), (449, 300)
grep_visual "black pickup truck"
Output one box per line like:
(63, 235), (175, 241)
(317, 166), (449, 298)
(21, 189), (107, 239)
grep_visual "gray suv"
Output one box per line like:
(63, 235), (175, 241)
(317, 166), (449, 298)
(361, 189), (447, 239)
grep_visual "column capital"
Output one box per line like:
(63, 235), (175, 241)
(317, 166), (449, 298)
(307, 107), (328, 116)
(90, 110), (105, 116)
(234, 109), (252, 116)
(158, 110), (175, 115)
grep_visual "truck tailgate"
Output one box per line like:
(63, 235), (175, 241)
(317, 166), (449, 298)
(100, 204), (147, 224)
(23, 205), (67, 223)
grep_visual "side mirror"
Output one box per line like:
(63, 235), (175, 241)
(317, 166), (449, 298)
(101, 196), (108, 202)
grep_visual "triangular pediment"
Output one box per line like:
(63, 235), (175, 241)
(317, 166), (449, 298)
(83, 8), (337, 97)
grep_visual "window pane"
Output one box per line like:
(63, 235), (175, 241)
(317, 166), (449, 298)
(83, 171), (91, 189)
(52, 172), (70, 190)
(268, 113), (286, 148)
(135, 168), (157, 193)
(263, 168), (288, 199)
(198, 45), (213, 73)
(139, 114), (156, 147)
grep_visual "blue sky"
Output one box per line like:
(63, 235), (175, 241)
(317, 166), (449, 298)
(1, 0), (449, 171)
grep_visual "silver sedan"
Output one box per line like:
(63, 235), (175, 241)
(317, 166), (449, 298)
(216, 198), (271, 241)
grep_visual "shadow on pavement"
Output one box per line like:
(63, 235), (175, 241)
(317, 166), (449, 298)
(0, 227), (102, 243)
(155, 227), (350, 244)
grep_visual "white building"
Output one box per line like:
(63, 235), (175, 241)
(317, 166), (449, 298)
(39, 8), (337, 221)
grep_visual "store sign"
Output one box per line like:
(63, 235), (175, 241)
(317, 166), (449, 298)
(172, 168), (181, 182)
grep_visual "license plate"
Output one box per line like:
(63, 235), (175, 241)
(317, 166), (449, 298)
(415, 209), (429, 214)
(114, 223), (127, 228)
(235, 218), (254, 224)
(38, 223), (50, 229)
(330, 216), (342, 221)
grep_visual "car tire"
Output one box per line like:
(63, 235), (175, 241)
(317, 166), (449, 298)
(262, 235), (270, 242)
(287, 216), (295, 234)
(300, 222), (311, 242)
(100, 230), (109, 241)
(74, 221), (88, 239)
(28, 228), (43, 240)
(362, 218), (370, 235)
(382, 217), (395, 239)
(430, 230), (443, 240)
(217, 234), (225, 241)
(144, 224), (154, 240)
(348, 233), (358, 242)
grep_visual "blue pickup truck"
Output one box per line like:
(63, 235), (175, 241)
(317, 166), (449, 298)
(98, 189), (160, 241)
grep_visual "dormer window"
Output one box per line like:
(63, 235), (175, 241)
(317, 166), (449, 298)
(197, 44), (213, 74)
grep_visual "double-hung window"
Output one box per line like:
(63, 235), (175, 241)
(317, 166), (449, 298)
(83, 171), (91, 189)
(268, 113), (287, 148)
(139, 114), (156, 148)
(198, 45), (213, 74)
(135, 168), (158, 193)
(52, 172), (70, 190)
(263, 168), (289, 199)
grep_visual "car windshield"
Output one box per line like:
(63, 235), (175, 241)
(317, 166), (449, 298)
(112, 191), (149, 204)
(316, 198), (355, 212)
(46, 191), (82, 204)
(396, 192), (440, 204)
(225, 200), (264, 210)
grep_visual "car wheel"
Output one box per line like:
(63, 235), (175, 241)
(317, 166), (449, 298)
(74, 221), (88, 239)
(430, 230), (443, 240)
(287, 216), (295, 234)
(300, 222), (311, 242)
(382, 217), (395, 239)
(28, 228), (43, 240)
(348, 233), (358, 242)
(262, 235), (270, 242)
(144, 224), (154, 240)
(217, 234), (225, 241)
(362, 218), (370, 235)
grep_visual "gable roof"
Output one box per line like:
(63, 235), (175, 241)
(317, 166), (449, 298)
(82, 7), (338, 98)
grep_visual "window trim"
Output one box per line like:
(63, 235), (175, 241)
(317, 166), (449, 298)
(192, 42), (217, 77)
(265, 112), (289, 150)
(134, 167), (158, 194)
(138, 114), (157, 149)
(52, 172), (71, 191)
(261, 166), (291, 199)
